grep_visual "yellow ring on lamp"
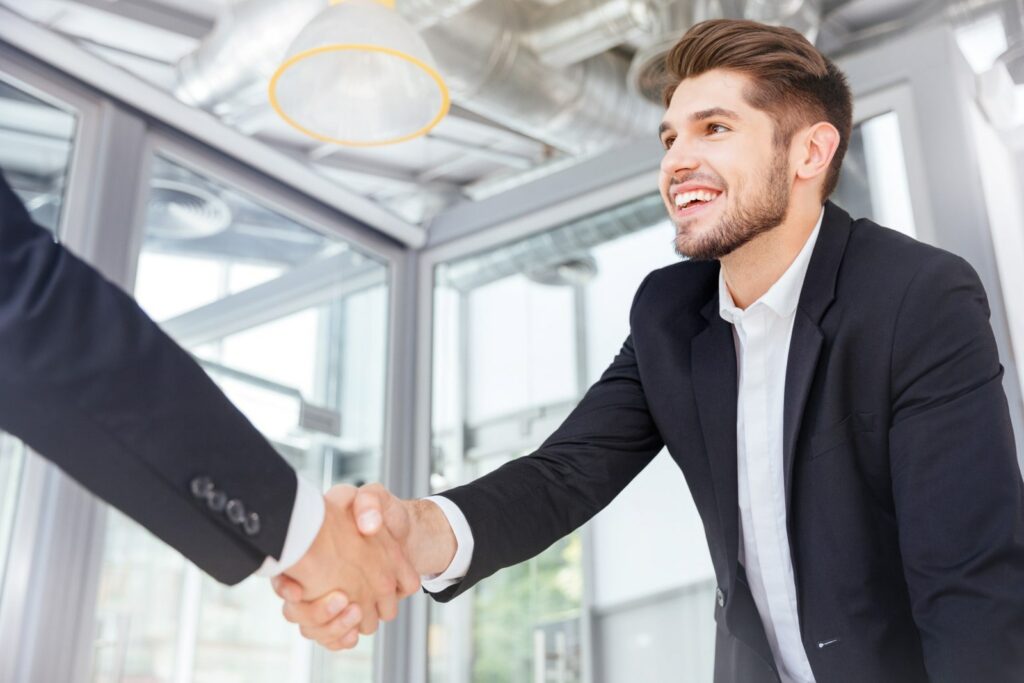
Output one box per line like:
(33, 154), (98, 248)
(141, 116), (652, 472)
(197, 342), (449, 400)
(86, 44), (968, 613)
(268, 44), (450, 147)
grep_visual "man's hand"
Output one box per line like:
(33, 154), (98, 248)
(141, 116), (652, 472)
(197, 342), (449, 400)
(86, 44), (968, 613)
(271, 484), (422, 648)
(274, 483), (458, 650)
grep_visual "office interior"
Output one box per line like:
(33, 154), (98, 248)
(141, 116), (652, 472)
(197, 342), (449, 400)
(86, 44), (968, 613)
(1, 0), (1024, 681)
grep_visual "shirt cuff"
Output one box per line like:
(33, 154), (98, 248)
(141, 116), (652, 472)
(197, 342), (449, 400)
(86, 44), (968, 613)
(420, 494), (474, 593)
(254, 475), (324, 577)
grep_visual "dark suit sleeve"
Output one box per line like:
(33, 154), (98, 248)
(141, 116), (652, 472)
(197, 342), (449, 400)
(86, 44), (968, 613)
(889, 251), (1024, 681)
(428, 273), (665, 602)
(0, 170), (297, 585)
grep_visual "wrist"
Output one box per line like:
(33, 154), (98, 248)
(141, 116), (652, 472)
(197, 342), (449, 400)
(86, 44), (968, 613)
(407, 498), (457, 576)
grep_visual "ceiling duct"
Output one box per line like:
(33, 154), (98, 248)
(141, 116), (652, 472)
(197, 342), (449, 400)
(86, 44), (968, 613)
(438, 192), (666, 291)
(420, 0), (662, 155)
(521, 0), (659, 68)
(174, 0), (661, 156)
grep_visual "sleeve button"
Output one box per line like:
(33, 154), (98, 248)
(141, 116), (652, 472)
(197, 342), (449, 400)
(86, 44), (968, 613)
(206, 489), (227, 512)
(243, 512), (260, 536)
(226, 499), (246, 524)
(190, 476), (213, 498)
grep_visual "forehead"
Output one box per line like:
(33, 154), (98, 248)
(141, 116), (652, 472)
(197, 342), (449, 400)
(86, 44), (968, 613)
(663, 69), (759, 123)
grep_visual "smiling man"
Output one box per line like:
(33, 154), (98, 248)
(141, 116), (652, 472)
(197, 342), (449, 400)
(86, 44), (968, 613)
(278, 19), (1024, 682)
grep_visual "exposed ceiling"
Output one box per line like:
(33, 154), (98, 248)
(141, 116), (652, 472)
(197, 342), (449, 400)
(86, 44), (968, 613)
(0, 0), (1017, 228)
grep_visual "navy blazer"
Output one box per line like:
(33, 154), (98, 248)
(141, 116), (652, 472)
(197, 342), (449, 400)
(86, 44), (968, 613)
(0, 169), (295, 585)
(431, 202), (1024, 682)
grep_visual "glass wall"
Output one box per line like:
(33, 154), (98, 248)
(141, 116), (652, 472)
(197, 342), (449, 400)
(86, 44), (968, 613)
(89, 154), (390, 683)
(427, 193), (687, 683)
(0, 75), (78, 598)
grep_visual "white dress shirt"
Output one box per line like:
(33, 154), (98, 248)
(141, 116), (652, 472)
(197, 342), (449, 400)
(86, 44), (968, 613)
(719, 209), (823, 683)
(261, 209), (824, 683)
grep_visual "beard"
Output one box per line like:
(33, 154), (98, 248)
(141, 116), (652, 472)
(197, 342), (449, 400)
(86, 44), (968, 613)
(673, 153), (791, 261)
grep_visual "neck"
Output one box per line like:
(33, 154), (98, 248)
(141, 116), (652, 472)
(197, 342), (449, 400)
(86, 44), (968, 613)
(719, 199), (822, 310)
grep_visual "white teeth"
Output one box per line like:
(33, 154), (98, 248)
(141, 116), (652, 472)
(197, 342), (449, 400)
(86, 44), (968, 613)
(674, 189), (720, 208)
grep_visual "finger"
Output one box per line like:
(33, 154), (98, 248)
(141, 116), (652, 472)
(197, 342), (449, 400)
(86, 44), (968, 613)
(323, 628), (360, 651)
(281, 591), (349, 626)
(354, 484), (387, 535)
(377, 592), (399, 622)
(271, 575), (304, 603)
(308, 604), (363, 645)
(393, 546), (422, 598)
(358, 603), (381, 636)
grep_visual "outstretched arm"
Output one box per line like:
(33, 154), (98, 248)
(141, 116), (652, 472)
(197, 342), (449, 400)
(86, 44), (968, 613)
(0, 169), (417, 630)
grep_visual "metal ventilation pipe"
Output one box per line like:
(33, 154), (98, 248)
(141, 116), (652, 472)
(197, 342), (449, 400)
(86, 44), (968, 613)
(175, 0), (326, 108)
(420, 0), (662, 155)
(522, 0), (659, 68)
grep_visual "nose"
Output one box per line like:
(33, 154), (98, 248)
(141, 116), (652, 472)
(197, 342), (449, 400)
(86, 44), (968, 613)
(660, 138), (700, 178)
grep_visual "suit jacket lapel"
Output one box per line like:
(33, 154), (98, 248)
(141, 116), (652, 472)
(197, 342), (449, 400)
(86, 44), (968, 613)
(690, 203), (853, 578)
(782, 202), (851, 519)
(691, 288), (741, 570)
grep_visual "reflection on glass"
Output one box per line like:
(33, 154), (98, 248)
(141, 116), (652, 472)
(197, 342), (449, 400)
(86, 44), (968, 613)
(0, 80), (76, 235)
(833, 111), (916, 237)
(90, 156), (389, 683)
(0, 76), (77, 598)
(428, 194), (698, 682)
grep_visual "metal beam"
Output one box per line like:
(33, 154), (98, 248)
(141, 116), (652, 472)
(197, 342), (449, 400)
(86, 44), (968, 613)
(159, 251), (386, 347)
(67, 0), (215, 40)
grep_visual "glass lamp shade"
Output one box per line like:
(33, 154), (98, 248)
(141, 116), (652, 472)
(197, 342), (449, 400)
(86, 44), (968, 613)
(269, 0), (450, 146)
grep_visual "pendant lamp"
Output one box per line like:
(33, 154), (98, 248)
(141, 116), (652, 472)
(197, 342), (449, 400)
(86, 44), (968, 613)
(269, 0), (450, 146)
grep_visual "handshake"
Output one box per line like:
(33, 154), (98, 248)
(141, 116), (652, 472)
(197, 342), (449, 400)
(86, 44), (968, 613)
(270, 483), (456, 651)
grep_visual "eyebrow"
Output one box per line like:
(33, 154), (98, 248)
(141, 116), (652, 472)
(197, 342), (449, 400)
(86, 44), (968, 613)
(659, 107), (741, 138)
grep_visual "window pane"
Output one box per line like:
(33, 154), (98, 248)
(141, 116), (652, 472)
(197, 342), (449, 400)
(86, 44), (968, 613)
(833, 111), (916, 238)
(428, 193), (714, 682)
(90, 155), (389, 683)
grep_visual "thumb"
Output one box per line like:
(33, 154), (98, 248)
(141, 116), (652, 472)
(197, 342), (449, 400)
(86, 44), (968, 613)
(271, 573), (304, 603)
(354, 484), (390, 535)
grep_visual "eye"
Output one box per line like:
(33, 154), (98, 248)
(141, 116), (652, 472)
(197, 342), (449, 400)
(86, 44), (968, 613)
(661, 135), (675, 150)
(707, 123), (729, 135)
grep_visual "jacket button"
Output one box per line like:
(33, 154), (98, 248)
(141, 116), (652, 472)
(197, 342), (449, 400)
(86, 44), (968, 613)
(716, 587), (726, 608)
(190, 476), (213, 498)
(226, 499), (246, 524)
(206, 489), (227, 512)
(243, 512), (261, 536)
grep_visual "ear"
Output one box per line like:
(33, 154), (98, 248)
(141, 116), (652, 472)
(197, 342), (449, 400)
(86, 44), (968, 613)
(794, 122), (841, 185)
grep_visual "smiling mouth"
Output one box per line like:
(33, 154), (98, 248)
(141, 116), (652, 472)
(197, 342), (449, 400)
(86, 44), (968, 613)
(673, 189), (722, 216)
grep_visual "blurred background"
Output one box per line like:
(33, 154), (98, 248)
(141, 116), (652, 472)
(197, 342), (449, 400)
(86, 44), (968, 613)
(0, 0), (1022, 681)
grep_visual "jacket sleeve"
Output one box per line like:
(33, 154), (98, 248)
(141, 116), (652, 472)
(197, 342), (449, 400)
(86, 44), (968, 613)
(0, 169), (297, 585)
(428, 273), (665, 602)
(889, 250), (1024, 681)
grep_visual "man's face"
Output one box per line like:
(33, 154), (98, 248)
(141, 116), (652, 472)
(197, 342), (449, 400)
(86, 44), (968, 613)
(658, 69), (793, 260)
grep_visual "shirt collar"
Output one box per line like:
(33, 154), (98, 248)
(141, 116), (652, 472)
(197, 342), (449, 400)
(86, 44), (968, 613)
(718, 206), (825, 322)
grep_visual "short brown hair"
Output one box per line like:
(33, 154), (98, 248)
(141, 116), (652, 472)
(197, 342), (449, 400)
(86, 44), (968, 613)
(662, 19), (852, 200)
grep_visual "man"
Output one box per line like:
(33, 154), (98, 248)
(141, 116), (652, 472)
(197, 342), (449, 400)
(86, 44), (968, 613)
(0, 166), (420, 641)
(280, 18), (1024, 682)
